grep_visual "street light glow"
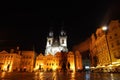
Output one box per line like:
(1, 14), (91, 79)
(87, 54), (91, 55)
(102, 26), (108, 31)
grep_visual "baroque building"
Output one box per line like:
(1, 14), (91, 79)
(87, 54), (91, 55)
(20, 51), (35, 72)
(0, 47), (35, 72)
(90, 20), (120, 72)
(0, 49), (21, 72)
(35, 51), (83, 71)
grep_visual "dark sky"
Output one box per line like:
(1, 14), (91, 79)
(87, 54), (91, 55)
(0, 1), (120, 53)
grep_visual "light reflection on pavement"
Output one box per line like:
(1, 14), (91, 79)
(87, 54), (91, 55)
(0, 71), (120, 80)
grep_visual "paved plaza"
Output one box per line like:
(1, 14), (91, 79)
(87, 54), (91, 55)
(0, 71), (120, 80)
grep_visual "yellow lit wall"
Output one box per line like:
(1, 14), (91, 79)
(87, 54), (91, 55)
(0, 50), (21, 72)
(35, 51), (83, 72)
(90, 20), (120, 68)
(75, 51), (83, 70)
(20, 51), (35, 72)
(67, 51), (75, 71)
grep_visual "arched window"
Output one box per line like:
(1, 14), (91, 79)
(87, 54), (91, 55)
(49, 40), (51, 44)
(62, 39), (64, 44)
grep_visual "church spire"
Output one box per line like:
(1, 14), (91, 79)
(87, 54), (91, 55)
(60, 21), (66, 36)
(48, 27), (54, 37)
(60, 28), (66, 36)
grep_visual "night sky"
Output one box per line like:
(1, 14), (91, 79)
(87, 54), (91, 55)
(0, 1), (120, 53)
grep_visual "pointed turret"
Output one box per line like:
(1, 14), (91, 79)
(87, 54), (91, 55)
(59, 28), (67, 47)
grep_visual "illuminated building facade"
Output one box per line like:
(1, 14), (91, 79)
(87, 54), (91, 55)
(45, 30), (68, 55)
(20, 51), (35, 72)
(90, 20), (120, 72)
(0, 29), (83, 72)
(90, 33), (99, 67)
(0, 47), (35, 72)
(0, 50), (21, 72)
(35, 51), (83, 71)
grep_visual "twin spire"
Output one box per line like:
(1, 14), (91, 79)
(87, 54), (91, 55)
(48, 27), (66, 37)
(45, 27), (68, 55)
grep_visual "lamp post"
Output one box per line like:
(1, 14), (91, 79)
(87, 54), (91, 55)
(102, 26), (112, 65)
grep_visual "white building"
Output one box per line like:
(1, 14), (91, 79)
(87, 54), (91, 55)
(45, 29), (68, 55)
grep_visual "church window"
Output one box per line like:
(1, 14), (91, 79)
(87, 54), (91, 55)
(49, 40), (51, 44)
(62, 39), (64, 44)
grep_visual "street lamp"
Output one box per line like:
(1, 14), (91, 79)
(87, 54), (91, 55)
(102, 26), (112, 65)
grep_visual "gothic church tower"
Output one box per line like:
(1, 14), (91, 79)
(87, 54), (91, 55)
(59, 29), (68, 52)
(46, 31), (54, 47)
(45, 28), (68, 55)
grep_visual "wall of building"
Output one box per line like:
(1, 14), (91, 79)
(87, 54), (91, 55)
(20, 51), (35, 72)
(90, 20), (120, 72)
(35, 51), (83, 72)
(0, 50), (21, 72)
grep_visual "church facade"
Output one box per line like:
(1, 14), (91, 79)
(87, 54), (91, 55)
(35, 29), (83, 72)
(45, 30), (68, 55)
